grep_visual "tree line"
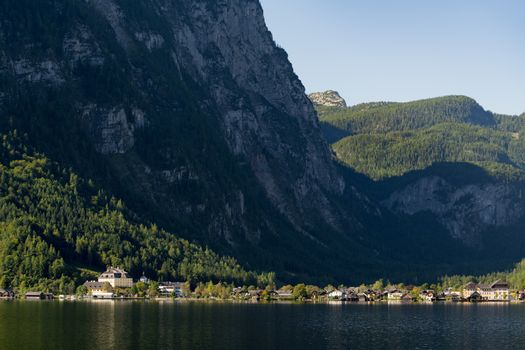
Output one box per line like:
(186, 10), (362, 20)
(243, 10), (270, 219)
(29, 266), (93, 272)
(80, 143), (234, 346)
(0, 131), (270, 294)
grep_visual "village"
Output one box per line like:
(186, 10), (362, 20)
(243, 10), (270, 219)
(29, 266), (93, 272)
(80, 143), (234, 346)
(1, 267), (524, 303)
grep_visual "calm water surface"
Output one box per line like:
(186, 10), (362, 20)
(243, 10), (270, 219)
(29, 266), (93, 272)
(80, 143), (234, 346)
(0, 301), (524, 349)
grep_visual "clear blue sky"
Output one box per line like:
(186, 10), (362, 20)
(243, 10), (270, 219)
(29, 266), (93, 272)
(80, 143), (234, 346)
(260, 0), (525, 115)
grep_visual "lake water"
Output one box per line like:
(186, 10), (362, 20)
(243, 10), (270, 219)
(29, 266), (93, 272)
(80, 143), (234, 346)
(0, 301), (524, 349)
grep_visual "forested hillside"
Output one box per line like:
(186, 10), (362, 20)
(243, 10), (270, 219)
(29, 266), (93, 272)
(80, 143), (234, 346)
(332, 122), (525, 180)
(313, 93), (525, 251)
(320, 96), (496, 137)
(0, 0), (373, 285)
(441, 258), (525, 291)
(1, 0), (524, 289)
(316, 95), (525, 180)
(0, 132), (269, 293)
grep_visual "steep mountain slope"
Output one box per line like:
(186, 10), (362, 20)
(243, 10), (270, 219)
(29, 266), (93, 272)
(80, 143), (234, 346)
(315, 94), (525, 248)
(0, 0), (387, 283)
(1, 0), (524, 285)
(0, 132), (266, 292)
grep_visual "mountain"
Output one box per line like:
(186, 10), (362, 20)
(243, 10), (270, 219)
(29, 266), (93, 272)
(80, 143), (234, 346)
(314, 93), (525, 248)
(0, 132), (268, 292)
(319, 96), (496, 139)
(309, 90), (347, 108)
(0, 0), (395, 285)
(1, 0), (524, 289)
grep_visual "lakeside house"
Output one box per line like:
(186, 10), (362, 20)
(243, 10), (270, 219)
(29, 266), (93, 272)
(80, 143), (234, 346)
(419, 290), (436, 302)
(276, 289), (293, 300)
(83, 281), (114, 299)
(158, 282), (185, 297)
(98, 267), (134, 288)
(0, 289), (15, 299)
(25, 292), (53, 300)
(462, 280), (510, 301)
(387, 290), (404, 301)
(328, 289), (346, 300)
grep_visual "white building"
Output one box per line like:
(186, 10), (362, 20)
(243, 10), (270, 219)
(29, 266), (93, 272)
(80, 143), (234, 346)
(462, 280), (510, 301)
(387, 290), (404, 301)
(328, 290), (345, 299)
(98, 267), (134, 288)
(158, 282), (185, 297)
(83, 281), (114, 299)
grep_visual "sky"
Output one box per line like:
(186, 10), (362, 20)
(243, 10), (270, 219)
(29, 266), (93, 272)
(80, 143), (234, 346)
(259, 0), (525, 115)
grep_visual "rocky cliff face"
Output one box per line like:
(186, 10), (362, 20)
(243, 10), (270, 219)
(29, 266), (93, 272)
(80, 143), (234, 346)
(163, 0), (346, 229)
(0, 0), (364, 279)
(383, 176), (525, 247)
(4, 0), (523, 282)
(309, 90), (347, 108)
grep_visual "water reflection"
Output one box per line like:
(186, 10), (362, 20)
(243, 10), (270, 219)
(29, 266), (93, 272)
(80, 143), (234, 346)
(2, 301), (525, 349)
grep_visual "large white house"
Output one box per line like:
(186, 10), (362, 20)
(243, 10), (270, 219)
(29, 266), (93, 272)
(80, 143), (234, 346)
(462, 280), (510, 301)
(83, 281), (114, 299)
(98, 267), (134, 288)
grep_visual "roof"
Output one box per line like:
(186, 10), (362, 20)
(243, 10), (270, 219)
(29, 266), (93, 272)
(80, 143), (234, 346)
(99, 267), (130, 279)
(159, 282), (184, 288)
(84, 281), (105, 289)
(464, 282), (477, 289)
(25, 291), (43, 296)
(491, 280), (509, 288)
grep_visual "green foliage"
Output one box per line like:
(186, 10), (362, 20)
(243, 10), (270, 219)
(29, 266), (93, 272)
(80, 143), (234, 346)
(332, 122), (525, 180)
(0, 132), (263, 293)
(194, 281), (234, 299)
(439, 258), (525, 291)
(316, 96), (525, 181)
(493, 114), (525, 133)
(292, 283), (307, 300)
(148, 282), (159, 298)
(320, 96), (495, 137)
(132, 282), (148, 297)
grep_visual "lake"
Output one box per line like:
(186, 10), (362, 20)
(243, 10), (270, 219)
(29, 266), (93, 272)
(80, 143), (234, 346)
(0, 301), (524, 349)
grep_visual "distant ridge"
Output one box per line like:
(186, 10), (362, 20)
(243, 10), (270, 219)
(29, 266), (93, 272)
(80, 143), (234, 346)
(308, 90), (347, 108)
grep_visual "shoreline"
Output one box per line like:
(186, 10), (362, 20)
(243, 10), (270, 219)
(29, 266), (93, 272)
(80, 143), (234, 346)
(3, 297), (524, 305)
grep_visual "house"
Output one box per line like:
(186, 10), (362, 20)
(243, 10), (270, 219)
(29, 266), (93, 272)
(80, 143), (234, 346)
(84, 281), (114, 299)
(387, 290), (404, 301)
(449, 293), (462, 302)
(462, 282), (478, 299)
(467, 292), (483, 302)
(158, 282), (185, 297)
(276, 289), (293, 300)
(25, 292), (53, 300)
(363, 290), (377, 302)
(0, 289), (15, 299)
(98, 267), (134, 288)
(328, 289), (346, 300)
(419, 290), (436, 302)
(462, 280), (510, 301)
(232, 287), (248, 298)
(249, 290), (262, 301)
(267, 290), (279, 299)
(401, 293), (414, 302)
(346, 292), (359, 302)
